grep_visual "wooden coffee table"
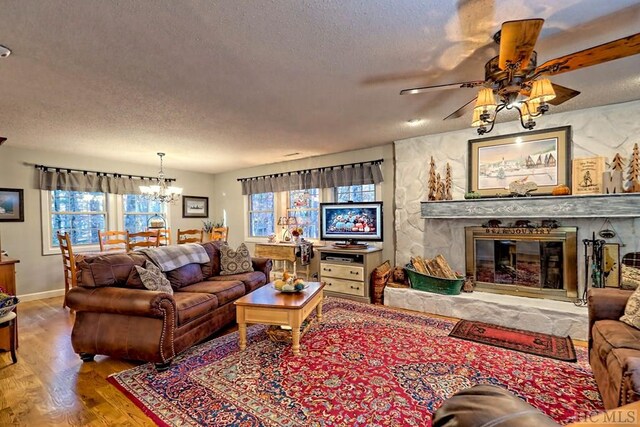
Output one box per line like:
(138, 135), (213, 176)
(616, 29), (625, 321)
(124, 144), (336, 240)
(235, 282), (324, 355)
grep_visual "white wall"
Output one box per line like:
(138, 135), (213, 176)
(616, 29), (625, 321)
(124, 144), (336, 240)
(210, 145), (396, 265)
(394, 99), (640, 295)
(0, 146), (216, 299)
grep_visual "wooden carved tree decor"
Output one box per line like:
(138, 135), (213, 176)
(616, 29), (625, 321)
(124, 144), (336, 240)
(428, 157), (437, 201)
(444, 163), (453, 200)
(627, 143), (640, 193)
(603, 152), (625, 194)
(435, 173), (445, 201)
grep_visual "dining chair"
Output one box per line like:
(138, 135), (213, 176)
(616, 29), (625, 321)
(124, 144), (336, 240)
(98, 230), (127, 252)
(156, 228), (172, 246)
(57, 231), (77, 308)
(127, 230), (160, 251)
(210, 226), (229, 242)
(177, 229), (203, 244)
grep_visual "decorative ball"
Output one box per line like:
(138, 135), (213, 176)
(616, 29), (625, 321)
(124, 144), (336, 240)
(282, 284), (295, 292)
(294, 282), (305, 291)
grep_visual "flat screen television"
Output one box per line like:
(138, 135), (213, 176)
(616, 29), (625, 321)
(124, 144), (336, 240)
(320, 202), (383, 245)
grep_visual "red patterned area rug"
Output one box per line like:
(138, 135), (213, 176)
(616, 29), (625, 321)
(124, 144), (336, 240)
(108, 298), (602, 426)
(449, 319), (577, 362)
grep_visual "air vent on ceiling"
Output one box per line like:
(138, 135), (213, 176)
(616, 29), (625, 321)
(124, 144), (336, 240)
(284, 152), (300, 157)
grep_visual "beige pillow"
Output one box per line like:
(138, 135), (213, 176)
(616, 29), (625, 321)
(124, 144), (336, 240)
(135, 262), (173, 295)
(620, 285), (640, 329)
(220, 243), (254, 276)
(621, 264), (640, 290)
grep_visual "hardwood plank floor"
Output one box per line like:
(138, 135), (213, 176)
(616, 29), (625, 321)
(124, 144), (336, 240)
(0, 295), (588, 426)
(0, 297), (153, 426)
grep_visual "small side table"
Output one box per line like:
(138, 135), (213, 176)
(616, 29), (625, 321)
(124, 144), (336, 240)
(0, 311), (17, 364)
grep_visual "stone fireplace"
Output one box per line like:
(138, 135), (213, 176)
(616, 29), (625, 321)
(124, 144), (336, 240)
(465, 226), (577, 301)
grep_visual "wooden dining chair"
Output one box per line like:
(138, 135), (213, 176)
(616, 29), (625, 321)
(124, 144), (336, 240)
(155, 228), (172, 246)
(210, 226), (229, 242)
(98, 230), (127, 252)
(126, 230), (160, 251)
(177, 229), (203, 244)
(57, 231), (77, 308)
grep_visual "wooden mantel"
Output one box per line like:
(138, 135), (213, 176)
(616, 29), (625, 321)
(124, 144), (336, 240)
(421, 193), (640, 219)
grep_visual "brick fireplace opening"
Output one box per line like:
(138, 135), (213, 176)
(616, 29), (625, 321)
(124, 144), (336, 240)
(465, 226), (578, 301)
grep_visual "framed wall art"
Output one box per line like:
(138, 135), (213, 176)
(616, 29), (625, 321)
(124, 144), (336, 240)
(468, 126), (572, 197)
(0, 188), (24, 222)
(602, 242), (621, 288)
(182, 195), (208, 218)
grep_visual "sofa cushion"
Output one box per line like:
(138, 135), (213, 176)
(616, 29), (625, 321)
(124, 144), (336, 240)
(134, 263), (173, 295)
(621, 264), (640, 290)
(172, 292), (219, 326)
(593, 320), (640, 361)
(78, 252), (148, 289)
(208, 271), (266, 293)
(166, 264), (204, 290)
(219, 243), (254, 276)
(200, 241), (223, 278)
(180, 280), (246, 306)
(621, 285), (640, 329)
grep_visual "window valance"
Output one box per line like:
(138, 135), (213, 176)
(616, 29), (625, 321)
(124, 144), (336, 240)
(238, 159), (384, 195)
(36, 165), (175, 195)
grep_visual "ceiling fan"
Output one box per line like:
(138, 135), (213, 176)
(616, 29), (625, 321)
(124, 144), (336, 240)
(400, 19), (640, 135)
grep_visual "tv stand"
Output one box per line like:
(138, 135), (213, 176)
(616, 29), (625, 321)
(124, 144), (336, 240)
(318, 247), (382, 303)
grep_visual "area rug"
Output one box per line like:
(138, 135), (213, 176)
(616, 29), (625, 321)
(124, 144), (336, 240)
(449, 319), (577, 362)
(108, 298), (602, 426)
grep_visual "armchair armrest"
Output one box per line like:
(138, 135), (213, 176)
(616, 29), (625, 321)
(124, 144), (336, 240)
(252, 257), (273, 282)
(588, 288), (634, 347)
(66, 286), (175, 318)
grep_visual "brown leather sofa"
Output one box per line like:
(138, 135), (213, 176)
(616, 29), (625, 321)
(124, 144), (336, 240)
(589, 287), (640, 409)
(66, 242), (272, 370)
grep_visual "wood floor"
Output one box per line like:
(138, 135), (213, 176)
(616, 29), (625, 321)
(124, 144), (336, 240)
(0, 295), (588, 426)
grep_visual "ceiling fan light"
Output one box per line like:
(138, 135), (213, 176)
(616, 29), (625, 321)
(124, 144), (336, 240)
(471, 109), (485, 127)
(474, 88), (497, 112)
(522, 99), (540, 121)
(529, 78), (556, 103)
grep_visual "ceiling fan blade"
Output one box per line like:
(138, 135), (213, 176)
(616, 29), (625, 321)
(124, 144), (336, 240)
(548, 83), (581, 106)
(443, 97), (477, 120)
(535, 32), (640, 76)
(498, 18), (544, 70)
(400, 81), (485, 95)
(520, 83), (581, 106)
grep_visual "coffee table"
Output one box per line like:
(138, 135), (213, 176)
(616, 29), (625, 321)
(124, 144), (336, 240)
(234, 282), (324, 355)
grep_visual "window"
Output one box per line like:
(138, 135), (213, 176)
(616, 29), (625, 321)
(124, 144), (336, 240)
(123, 194), (164, 233)
(50, 190), (106, 246)
(249, 192), (275, 237)
(335, 184), (376, 203)
(287, 189), (320, 239)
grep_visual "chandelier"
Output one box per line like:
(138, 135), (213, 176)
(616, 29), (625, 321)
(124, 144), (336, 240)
(139, 153), (183, 203)
(472, 78), (556, 135)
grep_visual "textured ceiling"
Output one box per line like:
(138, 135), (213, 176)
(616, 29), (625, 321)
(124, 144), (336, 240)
(0, 0), (639, 173)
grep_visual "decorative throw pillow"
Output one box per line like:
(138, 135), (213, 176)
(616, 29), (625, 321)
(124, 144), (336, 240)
(219, 243), (254, 276)
(135, 262), (173, 295)
(621, 264), (640, 290)
(620, 285), (640, 329)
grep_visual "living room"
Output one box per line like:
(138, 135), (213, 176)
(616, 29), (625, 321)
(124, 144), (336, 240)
(1, 1), (640, 426)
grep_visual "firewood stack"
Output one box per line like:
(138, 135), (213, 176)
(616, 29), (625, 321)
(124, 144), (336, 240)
(410, 254), (457, 279)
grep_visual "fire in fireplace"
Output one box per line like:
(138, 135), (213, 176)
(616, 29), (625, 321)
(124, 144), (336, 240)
(465, 226), (577, 301)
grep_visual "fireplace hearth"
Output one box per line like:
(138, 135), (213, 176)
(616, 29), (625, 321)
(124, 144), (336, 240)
(465, 226), (577, 301)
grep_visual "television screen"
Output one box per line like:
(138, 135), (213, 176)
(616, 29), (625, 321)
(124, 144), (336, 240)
(320, 202), (383, 243)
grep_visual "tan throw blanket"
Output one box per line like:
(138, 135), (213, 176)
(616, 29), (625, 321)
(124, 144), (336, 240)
(140, 243), (210, 272)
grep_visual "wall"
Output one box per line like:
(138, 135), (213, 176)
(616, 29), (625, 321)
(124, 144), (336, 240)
(0, 146), (216, 299)
(394, 99), (640, 297)
(210, 145), (396, 265)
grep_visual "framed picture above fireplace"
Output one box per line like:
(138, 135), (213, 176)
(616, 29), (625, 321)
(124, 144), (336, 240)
(468, 126), (571, 197)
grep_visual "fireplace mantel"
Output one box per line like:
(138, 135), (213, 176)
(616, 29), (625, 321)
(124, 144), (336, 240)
(421, 193), (640, 219)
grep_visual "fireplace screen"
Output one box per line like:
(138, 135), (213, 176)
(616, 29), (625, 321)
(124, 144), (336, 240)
(475, 240), (563, 289)
(465, 226), (577, 300)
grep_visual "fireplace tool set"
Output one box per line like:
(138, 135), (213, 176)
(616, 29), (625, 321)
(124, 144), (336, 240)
(576, 232), (606, 306)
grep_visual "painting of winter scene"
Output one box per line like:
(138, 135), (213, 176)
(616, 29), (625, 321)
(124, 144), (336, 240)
(477, 138), (558, 191)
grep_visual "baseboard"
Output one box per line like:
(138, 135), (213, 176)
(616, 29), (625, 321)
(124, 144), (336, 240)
(17, 289), (65, 302)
